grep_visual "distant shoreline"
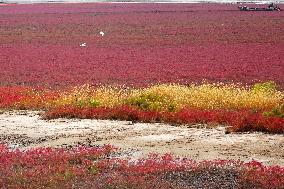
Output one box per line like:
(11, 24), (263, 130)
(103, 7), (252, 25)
(1, 1), (283, 5)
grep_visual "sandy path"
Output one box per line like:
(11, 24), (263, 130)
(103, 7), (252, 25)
(0, 111), (283, 166)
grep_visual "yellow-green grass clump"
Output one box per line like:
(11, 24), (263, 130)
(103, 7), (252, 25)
(43, 82), (284, 112)
(125, 83), (283, 111)
(53, 84), (128, 108)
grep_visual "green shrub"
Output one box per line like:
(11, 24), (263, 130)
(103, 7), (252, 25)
(75, 98), (101, 108)
(263, 104), (284, 118)
(126, 93), (176, 112)
(89, 98), (101, 107)
(252, 81), (278, 93)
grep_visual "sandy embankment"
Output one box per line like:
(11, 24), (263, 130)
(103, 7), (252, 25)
(0, 111), (283, 166)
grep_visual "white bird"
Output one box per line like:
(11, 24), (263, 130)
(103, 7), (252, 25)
(99, 31), (104, 36)
(80, 43), (86, 47)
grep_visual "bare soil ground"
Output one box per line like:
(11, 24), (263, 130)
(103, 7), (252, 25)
(0, 111), (283, 166)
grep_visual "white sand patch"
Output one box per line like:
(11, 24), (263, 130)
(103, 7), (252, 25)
(129, 134), (184, 141)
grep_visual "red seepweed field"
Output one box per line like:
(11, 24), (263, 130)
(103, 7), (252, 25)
(0, 3), (284, 188)
(0, 3), (283, 88)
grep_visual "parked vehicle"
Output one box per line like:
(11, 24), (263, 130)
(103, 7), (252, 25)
(238, 3), (281, 11)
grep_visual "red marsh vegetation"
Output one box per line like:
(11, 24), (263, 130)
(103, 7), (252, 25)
(0, 3), (283, 88)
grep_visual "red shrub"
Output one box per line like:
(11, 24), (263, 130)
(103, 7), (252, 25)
(0, 86), (27, 108)
(0, 144), (115, 188)
(0, 144), (283, 189)
(241, 160), (284, 188)
(43, 105), (284, 134)
(228, 111), (284, 133)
